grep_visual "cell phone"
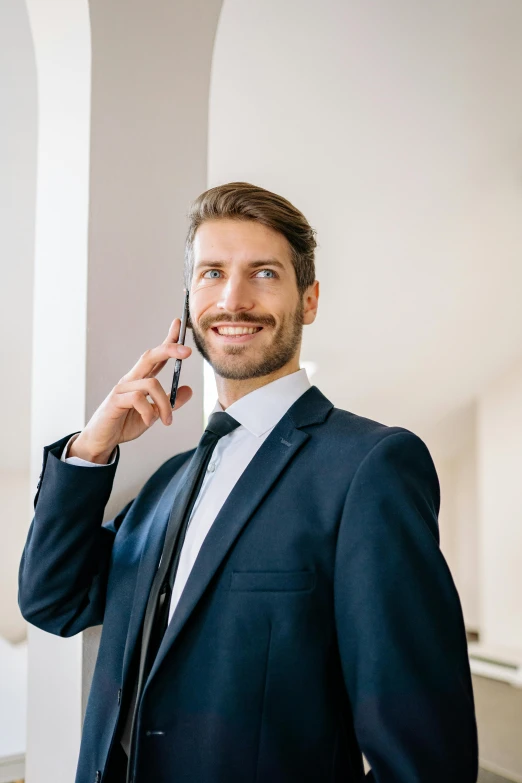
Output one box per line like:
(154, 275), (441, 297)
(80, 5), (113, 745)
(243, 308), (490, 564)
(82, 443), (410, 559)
(169, 288), (189, 409)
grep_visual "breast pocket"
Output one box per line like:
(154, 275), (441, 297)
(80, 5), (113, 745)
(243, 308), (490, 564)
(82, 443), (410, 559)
(229, 570), (315, 592)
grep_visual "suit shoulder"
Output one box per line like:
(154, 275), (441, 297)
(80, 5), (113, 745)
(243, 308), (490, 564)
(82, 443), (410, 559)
(322, 408), (438, 507)
(324, 406), (426, 459)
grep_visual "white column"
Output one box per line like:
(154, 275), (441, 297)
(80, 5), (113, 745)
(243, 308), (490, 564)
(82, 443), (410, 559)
(25, 0), (222, 779)
(25, 2), (92, 779)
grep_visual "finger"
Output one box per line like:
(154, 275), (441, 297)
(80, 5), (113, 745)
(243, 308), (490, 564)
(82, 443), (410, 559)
(171, 384), (193, 412)
(116, 390), (158, 428)
(122, 342), (191, 383)
(148, 316), (186, 378)
(145, 340), (192, 381)
(163, 317), (181, 345)
(149, 318), (183, 377)
(116, 378), (172, 425)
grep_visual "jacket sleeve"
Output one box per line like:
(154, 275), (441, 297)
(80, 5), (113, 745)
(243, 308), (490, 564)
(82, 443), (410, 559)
(18, 432), (133, 637)
(334, 429), (478, 783)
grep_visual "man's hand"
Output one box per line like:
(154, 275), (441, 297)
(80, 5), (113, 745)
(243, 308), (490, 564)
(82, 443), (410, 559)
(69, 318), (192, 463)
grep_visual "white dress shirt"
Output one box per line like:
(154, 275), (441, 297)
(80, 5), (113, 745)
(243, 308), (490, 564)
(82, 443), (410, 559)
(61, 368), (311, 623)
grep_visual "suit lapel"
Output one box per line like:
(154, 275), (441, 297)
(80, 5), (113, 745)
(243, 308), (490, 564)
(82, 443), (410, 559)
(144, 385), (333, 688)
(121, 454), (194, 682)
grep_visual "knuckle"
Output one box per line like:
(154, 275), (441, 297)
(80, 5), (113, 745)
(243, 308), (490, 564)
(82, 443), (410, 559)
(154, 378), (165, 403)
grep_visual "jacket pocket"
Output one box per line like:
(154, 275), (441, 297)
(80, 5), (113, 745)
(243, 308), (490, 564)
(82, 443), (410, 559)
(230, 570), (315, 592)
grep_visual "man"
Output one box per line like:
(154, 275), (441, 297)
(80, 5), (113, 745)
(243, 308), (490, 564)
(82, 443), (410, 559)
(19, 182), (478, 782)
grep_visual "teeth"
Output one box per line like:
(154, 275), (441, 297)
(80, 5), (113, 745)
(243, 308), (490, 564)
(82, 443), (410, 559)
(216, 326), (261, 335)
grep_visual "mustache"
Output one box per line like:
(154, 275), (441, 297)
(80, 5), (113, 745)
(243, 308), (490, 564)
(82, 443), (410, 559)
(198, 313), (276, 330)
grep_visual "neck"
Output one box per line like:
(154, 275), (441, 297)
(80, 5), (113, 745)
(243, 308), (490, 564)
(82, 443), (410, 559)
(215, 356), (301, 409)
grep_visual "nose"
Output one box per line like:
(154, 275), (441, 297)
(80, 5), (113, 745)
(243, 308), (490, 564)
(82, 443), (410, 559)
(217, 272), (255, 314)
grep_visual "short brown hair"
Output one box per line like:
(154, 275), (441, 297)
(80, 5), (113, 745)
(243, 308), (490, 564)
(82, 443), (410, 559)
(184, 182), (317, 295)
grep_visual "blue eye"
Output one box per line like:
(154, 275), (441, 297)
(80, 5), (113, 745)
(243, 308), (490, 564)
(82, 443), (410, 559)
(202, 268), (277, 280)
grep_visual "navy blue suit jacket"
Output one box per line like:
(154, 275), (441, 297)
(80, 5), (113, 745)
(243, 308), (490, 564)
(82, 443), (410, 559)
(19, 386), (478, 782)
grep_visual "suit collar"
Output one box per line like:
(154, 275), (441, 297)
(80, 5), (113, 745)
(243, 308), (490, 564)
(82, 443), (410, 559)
(285, 384), (334, 429)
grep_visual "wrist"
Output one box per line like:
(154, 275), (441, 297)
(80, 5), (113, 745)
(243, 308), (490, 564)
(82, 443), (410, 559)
(68, 433), (115, 464)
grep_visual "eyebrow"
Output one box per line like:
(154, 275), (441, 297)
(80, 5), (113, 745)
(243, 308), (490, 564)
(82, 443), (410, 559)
(194, 258), (287, 272)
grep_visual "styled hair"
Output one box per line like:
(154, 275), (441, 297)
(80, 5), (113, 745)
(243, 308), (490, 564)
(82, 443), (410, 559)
(184, 182), (317, 295)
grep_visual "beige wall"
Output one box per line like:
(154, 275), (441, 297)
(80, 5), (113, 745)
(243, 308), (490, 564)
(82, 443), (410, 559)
(478, 358), (522, 652)
(453, 440), (480, 630)
(436, 437), (480, 631)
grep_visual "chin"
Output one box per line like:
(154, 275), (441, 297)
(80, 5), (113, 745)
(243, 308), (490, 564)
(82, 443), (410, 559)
(208, 360), (256, 381)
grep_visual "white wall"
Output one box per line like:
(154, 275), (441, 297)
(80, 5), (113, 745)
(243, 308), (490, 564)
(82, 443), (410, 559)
(209, 0), (522, 437)
(478, 358), (522, 652)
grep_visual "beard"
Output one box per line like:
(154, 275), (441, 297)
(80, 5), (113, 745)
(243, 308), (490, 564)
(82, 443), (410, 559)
(191, 299), (304, 381)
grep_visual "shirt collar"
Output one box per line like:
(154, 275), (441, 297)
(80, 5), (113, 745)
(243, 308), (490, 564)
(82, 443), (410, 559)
(209, 368), (311, 437)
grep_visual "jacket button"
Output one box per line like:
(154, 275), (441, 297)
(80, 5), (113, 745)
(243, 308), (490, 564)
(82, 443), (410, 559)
(117, 688), (122, 705)
(94, 772), (101, 783)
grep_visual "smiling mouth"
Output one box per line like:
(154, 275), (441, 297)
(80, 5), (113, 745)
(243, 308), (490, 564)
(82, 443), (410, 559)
(210, 326), (264, 342)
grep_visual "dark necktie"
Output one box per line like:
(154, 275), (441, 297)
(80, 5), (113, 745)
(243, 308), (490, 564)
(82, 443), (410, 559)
(122, 411), (241, 773)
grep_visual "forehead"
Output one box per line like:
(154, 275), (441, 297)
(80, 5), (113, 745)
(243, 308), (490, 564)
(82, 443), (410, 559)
(193, 219), (293, 267)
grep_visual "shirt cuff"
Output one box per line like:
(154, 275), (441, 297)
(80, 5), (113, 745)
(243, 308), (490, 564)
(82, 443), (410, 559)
(60, 433), (117, 466)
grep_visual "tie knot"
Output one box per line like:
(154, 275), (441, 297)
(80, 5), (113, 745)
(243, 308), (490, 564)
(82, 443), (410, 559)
(205, 411), (241, 440)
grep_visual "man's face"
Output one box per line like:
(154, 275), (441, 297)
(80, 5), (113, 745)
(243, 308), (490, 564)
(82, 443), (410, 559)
(189, 219), (305, 380)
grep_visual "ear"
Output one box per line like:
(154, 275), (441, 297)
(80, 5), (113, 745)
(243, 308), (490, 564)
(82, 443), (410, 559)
(302, 280), (319, 326)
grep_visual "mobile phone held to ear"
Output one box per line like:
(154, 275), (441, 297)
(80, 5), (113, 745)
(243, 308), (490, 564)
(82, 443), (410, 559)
(170, 289), (189, 409)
